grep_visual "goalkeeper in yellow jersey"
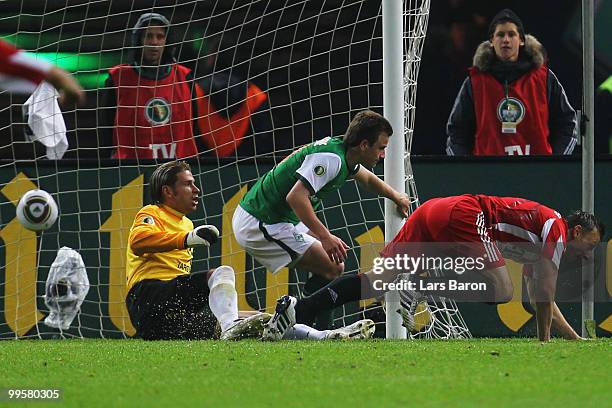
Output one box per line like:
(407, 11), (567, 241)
(125, 160), (270, 340)
(125, 160), (375, 340)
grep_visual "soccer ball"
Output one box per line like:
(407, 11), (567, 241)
(16, 189), (59, 231)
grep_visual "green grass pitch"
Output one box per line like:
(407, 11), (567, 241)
(1, 338), (610, 407)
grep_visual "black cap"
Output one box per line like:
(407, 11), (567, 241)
(131, 13), (175, 65)
(488, 9), (525, 41)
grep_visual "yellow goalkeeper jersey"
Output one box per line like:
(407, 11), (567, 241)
(125, 204), (194, 293)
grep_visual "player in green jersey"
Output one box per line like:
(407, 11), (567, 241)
(232, 110), (410, 284)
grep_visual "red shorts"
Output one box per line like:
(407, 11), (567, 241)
(381, 195), (505, 269)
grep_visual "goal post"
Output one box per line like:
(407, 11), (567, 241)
(581, 0), (595, 338)
(382, 0), (406, 339)
(382, 0), (470, 340)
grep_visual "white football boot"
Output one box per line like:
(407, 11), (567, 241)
(262, 295), (297, 341)
(220, 312), (272, 340)
(325, 319), (376, 340)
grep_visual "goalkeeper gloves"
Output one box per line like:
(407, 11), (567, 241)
(185, 225), (220, 247)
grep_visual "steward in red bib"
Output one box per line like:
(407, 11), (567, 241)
(99, 13), (200, 160)
(446, 9), (577, 156)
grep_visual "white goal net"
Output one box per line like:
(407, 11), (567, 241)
(0, 0), (468, 339)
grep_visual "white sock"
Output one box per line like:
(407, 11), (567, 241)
(282, 324), (329, 340)
(207, 266), (239, 332)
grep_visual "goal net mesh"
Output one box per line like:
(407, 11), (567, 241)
(0, 0), (468, 339)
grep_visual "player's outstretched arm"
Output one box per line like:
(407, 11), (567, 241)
(130, 226), (189, 255)
(531, 258), (559, 341)
(353, 166), (410, 217)
(129, 213), (219, 255)
(286, 180), (348, 263)
(45, 66), (85, 106)
(525, 273), (582, 340)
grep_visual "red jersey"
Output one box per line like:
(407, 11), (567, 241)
(470, 65), (551, 156)
(476, 195), (567, 268)
(383, 195), (567, 270)
(0, 39), (51, 93)
(109, 64), (198, 159)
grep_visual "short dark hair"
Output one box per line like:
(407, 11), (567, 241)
(343, 110), (393, 148)
(566, 210), (605, 238)
(149, 160), (191, 204)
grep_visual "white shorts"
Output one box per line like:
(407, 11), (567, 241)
(232, 205), (317, 273)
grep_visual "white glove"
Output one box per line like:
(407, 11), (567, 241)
(185, 225), (220, 247)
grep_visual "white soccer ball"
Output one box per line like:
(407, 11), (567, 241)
(16, 189), (59, 231)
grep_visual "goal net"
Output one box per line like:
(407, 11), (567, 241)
(0, 0), (468, 339)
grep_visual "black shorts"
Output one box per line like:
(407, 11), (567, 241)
(126, 272), (217, 340)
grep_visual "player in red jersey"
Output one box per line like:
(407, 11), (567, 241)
(265, 194), (603, 342)
(382, 195), (579, 296)
(0, 39), (84, 105)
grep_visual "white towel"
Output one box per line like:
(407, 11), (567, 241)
(22, 81), (68, 159)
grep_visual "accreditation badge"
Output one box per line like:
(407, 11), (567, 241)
(501, 121), (517, 134)
(497, 97), (525, 134)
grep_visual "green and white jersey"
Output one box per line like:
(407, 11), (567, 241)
(240, 136), (359, 225)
